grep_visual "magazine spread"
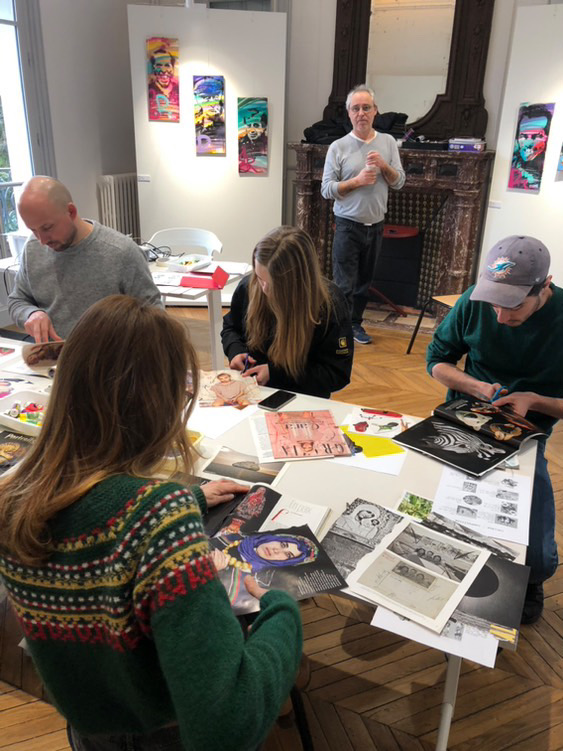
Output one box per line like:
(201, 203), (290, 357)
(250, 409), (353, 462)
(346, 510), (490, 633)
(393, 397), (546, 477)
(434, 397), (546, 447)
(0, 429), (34, 474)
(321, 498), (489, 633)
(396, 494), (529, 648)
(208, 483), (344, 614)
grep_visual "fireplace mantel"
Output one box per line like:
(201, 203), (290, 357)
(289, 143), (494, 303)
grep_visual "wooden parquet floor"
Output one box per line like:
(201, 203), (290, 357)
(1, 314), (562, 751)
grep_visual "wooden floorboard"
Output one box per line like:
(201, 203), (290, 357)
(1, 312), (562, 750)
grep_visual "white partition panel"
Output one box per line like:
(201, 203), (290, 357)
(128, 5), (286, 263)
(480, 4), (563, 286)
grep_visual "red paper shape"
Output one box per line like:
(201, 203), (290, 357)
(181, 266), (229, 290)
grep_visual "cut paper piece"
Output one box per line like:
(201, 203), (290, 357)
(340, 425), (405, 459)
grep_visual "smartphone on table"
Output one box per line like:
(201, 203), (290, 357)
(258, 390), (296, 411)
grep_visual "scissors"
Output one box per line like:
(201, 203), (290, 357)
(490, 386), (506, 403)
(242, 354), (249, 374)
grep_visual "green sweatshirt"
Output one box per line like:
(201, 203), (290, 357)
(0, 476), (302, 751)
(426, 284), (563, 434)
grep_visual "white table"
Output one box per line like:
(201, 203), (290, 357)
(0, 254), (248, 372)
(198, 388), (534, 751)
(0, 361), (535, 750)
(152, 261), (250, 370)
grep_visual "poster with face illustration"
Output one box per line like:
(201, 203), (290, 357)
(193, 75), (226, 155)
(238, 97), (268, 175)
(556, 142), (563, 182)
(508, 102), (555, 192)
(147, 37), (180, 122)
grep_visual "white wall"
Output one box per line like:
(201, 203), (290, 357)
(38, 0), (137, 219)
(480, 4), (563, 285)
(128, 5), (286, 261)
(284, 0), (336, 220)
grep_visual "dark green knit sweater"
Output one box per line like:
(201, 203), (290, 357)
(427, 284), (563, 434)
(0, 476), (302, 751)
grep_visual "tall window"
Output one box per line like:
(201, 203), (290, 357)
(0, 0), (33, 252)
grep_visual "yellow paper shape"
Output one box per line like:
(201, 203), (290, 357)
(340, 425), (405, 459)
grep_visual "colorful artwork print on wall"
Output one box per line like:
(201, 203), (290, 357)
(238, 97), (268, 175)
(556, 142), (563, 183)
(146, 37), (180, 123)
(508, 102), (555, 192)
(193, 75), (226, 156)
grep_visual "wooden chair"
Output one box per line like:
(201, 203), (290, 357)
(406, 294), (461, 354)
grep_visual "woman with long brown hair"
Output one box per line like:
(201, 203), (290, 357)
(221, 226), (353, 398)
(0, 295), (302, 751)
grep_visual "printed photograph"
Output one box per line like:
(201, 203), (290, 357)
(210, 524), (345, 615)
(22, 341), (65, 368)
(321, 499), (402, 579)
(397, 491), (434, 521)
(198, 370), (261, 409)
(389, 523), (480, 582)
(203, 446), (285, 485)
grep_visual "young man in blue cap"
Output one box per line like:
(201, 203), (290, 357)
(427, 235), (563, 624)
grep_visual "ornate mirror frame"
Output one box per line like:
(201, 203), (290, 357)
(323, 0), (495, 140)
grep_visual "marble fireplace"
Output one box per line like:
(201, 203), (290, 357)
(289, 144), (494, 309)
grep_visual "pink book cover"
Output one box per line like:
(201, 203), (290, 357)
(265, 410), (352, 460)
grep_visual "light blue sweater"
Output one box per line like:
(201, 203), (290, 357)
(321, 132), (406, 225)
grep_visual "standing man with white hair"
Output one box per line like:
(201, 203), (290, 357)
(321, 84), (405, 345)
(9, 176), (162, 342)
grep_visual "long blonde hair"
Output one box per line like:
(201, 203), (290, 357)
(246, 226), (332, 380)
(0, 295), (199, 565)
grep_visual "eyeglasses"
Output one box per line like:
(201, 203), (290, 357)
(349, 105), (375, 113)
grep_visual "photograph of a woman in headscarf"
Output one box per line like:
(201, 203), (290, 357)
(210, 530), (319, 614)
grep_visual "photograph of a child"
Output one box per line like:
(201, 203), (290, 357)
(198, 370), (261, 409)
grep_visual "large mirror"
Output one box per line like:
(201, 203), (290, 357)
(323, 0), (495, 140)
(367, 0), (455, 123)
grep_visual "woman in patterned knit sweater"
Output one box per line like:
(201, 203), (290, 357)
(0, 295), (303, 751)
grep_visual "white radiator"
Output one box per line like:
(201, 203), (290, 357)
(96, 173), (140, 240)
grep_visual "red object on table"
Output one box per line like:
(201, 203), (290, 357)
(180, 266), (229, 290)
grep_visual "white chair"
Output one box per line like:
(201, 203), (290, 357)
(147, 227), (222, 258)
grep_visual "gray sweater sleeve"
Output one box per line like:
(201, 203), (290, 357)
(8, 224), (163, 338)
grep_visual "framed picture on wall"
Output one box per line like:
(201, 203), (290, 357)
(146, 37), (180, 123)
(555, 142), (563, 183)
(508, 102), (555, 192)
(193, 75), (226, 155)
(238, 97), (268, 176)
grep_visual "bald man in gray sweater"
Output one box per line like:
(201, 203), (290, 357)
(8, 176), (162, 342)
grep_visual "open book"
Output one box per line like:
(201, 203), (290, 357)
(393, 396), (546, 476)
